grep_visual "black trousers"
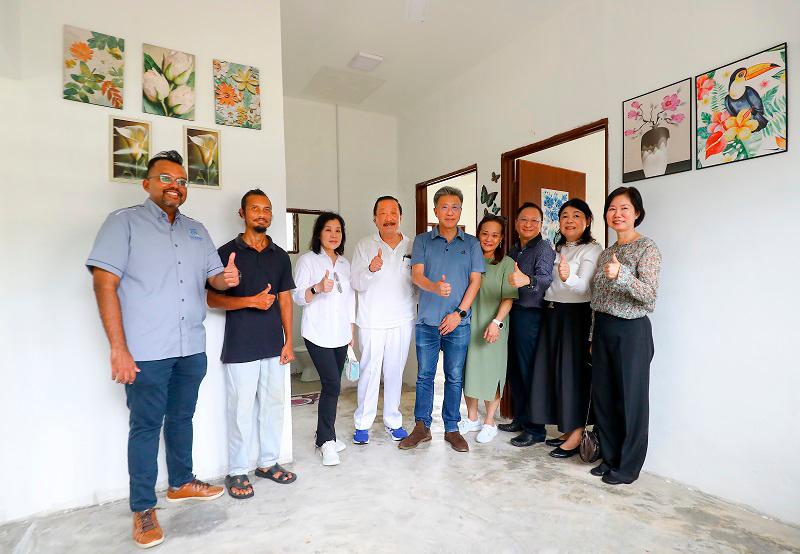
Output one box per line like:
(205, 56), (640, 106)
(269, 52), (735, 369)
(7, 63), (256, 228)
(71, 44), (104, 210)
(592, 313), (654, 483)
(507, 305), (546, 438)
(305, 339), (347, 447)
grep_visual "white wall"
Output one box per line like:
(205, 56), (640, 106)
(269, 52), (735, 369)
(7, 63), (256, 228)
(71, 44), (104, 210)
(398, 0), (800, 524)
(0, 0), (288, 523)
(521, 130), (607, 247)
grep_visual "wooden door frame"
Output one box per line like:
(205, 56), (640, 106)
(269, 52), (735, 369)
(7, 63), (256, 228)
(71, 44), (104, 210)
(500, 119), (609, 247)
(286, 208), (326, 254)
(414, 164), (478, 235)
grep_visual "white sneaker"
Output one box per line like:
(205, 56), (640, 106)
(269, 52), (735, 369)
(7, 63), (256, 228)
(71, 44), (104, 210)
(335, 439), (346, 452)
(476, 424), (498, 443)
(318, 440), (341, 466)
(458, 417), (482, 434)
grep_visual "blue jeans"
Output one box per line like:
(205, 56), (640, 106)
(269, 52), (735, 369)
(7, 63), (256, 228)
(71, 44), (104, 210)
(126, 353), (207, 512)
(414, 323), (470, 433)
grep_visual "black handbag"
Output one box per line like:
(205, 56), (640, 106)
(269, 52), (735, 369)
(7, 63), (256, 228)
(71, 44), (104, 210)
(579, 387), (601, 463)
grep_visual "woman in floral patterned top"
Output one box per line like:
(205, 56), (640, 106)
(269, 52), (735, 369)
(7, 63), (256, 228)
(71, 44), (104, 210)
(589, 186), (661, 485)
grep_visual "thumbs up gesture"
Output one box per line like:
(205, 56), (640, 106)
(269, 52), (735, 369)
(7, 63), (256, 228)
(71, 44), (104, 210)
(223, 252), (240, 287)
(508, 262), (531, 288)
(435, 274), (451, 297)
(369, 247), (383, 273)
(317, 270), (335, 293)
(558, 253), (570, 282)
(251, 283), (276, 310)
(604, 253), (621, 280)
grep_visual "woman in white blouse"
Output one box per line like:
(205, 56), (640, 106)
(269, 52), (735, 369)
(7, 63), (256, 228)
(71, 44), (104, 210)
(529, 199), (602, 458)
(292, 212), (356, 466)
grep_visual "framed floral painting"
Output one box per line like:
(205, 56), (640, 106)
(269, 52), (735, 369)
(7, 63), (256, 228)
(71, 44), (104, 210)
(184, 126), (221, 188)
(63, 25), (124, 108)
(143, 44), (195, 120)
(622, 79), (691, 182)
(541, 188), (568, 246)
(213, 60), (262, 129)
(696, 43), (787, 169)
(109, 116), (151, 183)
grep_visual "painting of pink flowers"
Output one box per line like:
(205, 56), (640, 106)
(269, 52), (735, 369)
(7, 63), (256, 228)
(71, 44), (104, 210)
(622, 78), (691, 183)
(695, 43), (787, 169)
(142, 44), (195, 120)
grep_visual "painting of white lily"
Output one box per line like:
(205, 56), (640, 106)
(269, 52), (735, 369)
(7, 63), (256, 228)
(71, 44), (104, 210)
(110, 116), (151, 183)
(213, 59), (261, 129)
(184, 126), (220, 188)
(143, 44), (195, 120)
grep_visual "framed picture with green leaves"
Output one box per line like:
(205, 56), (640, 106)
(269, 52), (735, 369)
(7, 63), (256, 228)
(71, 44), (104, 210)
(63, 25), (125, 108)
(696, 43), (787, 169)
(142, 44), (195, 120)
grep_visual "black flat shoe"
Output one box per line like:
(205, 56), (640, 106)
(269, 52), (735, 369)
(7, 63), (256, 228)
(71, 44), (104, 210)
(498, 422), (522, 433)
(545, 438), (566, 447)
(602, 474), (630, 485)
(549, 446), (579, 458)
(510, 432), (544, 447)
(590, 464), (611, 477)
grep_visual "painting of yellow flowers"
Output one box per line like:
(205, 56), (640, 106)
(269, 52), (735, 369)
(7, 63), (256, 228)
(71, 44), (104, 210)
(184, 126), (221, 188)
(110, 116), (151, 183)
(143, 44), (195, 120)
(63, 25), (124, 108)
(213, 60), (261, 129)
(696, 43), (787, 169)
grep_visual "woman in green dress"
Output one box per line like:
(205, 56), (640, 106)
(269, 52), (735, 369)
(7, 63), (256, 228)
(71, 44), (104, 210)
(460, 215), (519, 443)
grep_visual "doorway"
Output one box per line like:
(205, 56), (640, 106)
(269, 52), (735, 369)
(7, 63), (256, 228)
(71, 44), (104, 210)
(498, 119), (609, 418)
(414, 164), (478, 235)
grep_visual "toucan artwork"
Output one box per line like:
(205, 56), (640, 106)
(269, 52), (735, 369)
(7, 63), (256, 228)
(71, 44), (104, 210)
(696, 43), (787, 169)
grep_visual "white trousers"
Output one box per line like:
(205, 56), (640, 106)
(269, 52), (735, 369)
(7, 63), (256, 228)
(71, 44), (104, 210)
(224, 357), (284, 476)
(354, 321), (413, 431)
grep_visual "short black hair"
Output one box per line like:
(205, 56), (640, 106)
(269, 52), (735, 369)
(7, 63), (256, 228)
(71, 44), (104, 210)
(146, 150), (183, 174)
(554, 198), (595, 252)
(604, 186), (646, 227)
(310, 212), (346, 255)
(516, 201), (543, 221)
(373, 196), (403, 216)
(241, 188), (269, 210)
(477, 214), (507, 265)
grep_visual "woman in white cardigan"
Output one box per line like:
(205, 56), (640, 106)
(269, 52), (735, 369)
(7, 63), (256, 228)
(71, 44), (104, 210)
(292, 212), (355, 466)
(529, 199), (602, 458)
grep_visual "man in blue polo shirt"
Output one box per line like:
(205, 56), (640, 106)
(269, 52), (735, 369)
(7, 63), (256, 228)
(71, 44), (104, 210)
(87, 150), (239, 549)
(207, 189), (297, 500)
(398, 185), (484, 453)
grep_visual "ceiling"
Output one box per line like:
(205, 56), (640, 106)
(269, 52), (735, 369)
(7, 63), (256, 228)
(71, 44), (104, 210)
(280, 0), (559, 115)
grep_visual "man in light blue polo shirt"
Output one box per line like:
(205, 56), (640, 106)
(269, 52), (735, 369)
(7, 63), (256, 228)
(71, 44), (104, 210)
(398, 185), (484, 453)
(86, 150), (239, 549)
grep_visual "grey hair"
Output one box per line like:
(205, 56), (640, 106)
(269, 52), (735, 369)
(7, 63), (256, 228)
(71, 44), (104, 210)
(433, 185), (463, 206)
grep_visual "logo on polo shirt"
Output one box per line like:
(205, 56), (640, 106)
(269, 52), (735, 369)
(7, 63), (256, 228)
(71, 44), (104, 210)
(188, 228), (203, 240)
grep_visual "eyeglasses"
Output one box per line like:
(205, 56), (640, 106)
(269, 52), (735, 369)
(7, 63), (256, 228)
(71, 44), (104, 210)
(148, 173), (188, 187)
(438, 204), (462, 212)
(333, 272), (343, 293)
(517, 217), (542, 225)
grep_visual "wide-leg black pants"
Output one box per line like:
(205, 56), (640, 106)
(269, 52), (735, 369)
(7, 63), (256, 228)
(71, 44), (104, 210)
(591, 312), (654, 483)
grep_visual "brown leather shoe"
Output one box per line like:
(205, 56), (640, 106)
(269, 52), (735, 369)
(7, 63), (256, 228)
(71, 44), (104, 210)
(398, 421), (432, 450)
(166, 478), (224, 503)
(133, 508), (164, 549)
(444, 431), (469, 452)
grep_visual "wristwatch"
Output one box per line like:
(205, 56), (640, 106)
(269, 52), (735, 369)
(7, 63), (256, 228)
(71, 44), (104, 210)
(454, 308), (467, 318)
(492, 319), (505, 329)
(310, 285), (318, 295)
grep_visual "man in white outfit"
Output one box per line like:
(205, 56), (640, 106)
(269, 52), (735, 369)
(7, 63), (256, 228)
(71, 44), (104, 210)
(350, 196), (416, 444)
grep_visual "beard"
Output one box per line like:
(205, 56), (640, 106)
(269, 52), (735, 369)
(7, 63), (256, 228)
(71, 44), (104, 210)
(253, 226), (267, 234)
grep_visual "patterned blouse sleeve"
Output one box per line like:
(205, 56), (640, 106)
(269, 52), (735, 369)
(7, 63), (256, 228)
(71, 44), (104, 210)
(614, 241), (661, 305)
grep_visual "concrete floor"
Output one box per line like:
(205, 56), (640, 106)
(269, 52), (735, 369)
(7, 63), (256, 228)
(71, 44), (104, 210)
(2, 381), (800, 554)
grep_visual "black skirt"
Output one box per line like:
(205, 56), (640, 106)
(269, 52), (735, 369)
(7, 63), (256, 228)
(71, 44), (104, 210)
(529, 301), (592, 432)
